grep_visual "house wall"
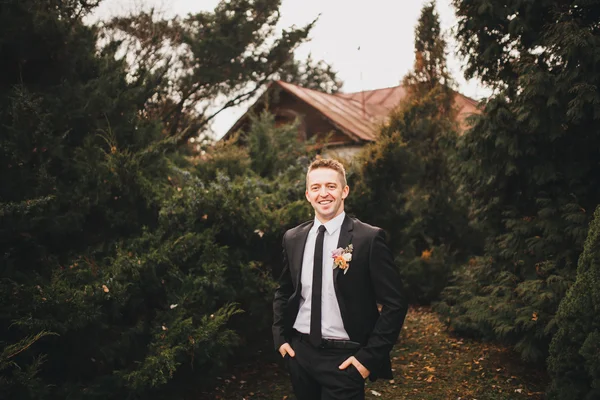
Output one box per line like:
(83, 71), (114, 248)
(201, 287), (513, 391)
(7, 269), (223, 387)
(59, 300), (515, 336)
(323, 145), (364, 161)
(271, 90), (357, 147)
(223, 87), (368, 159)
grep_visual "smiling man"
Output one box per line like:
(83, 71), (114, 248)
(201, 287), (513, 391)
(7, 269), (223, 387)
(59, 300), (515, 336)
(273, 158), (408, 400)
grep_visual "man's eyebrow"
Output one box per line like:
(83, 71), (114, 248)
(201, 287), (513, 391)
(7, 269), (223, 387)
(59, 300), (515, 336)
(310, 182), (337, 186)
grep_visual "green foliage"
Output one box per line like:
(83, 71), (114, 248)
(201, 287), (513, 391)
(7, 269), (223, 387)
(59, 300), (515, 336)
(0, 0), (327, 398)
(351, 89), (476, 304)
(195, 111), (315, 269)
(547, 205), (600, 400)
(194, 137), (252, 181)
(437, 0), (600, 363)
(1, 0), (179, 396)
(0, 331), (57, 398)
(403, 1), (452, 94)
(350, 3), (477, 304)
(246, 112), (312, 178)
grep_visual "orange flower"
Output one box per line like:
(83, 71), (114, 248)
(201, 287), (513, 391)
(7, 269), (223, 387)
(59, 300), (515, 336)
(331, 244), (353, 274)
(334, 255), (348, 270)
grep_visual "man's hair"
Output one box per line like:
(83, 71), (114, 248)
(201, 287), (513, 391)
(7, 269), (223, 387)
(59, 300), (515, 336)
(306, 158), (347, 187)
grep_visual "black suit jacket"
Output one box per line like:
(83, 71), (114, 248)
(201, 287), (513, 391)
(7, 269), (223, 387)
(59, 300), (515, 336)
(272, 215), (408, 380)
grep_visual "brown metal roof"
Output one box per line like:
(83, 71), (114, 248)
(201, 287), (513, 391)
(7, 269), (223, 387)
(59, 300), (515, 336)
(223, 80), (480, 141)
(276, 81), (379, 141)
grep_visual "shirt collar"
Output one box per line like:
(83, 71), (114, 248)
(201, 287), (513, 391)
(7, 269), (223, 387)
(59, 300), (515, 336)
(313, 211), (346, 235)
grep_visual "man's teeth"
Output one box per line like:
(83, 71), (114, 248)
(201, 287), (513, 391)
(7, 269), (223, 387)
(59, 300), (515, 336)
(319, 200), (332, 204)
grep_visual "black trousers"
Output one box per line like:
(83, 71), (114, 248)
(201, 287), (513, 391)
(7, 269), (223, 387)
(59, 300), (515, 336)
(285, 335), (365, 400)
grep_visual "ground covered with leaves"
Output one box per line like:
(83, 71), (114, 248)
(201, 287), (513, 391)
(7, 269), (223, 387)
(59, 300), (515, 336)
(202, 307), (548, 399)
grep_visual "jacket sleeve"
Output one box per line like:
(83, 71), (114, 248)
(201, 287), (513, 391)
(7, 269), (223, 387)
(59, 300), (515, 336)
(272, 232), (293, 352)
(354, 228), (408, 374)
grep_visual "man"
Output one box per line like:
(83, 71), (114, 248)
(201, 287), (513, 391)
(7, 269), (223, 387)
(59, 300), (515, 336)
(273, 158), (408, 400)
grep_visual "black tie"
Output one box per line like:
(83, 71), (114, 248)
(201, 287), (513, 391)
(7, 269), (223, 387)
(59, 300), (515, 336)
(310, 225), (327, 347)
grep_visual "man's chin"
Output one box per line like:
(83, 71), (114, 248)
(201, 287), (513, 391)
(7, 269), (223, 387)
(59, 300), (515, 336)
(316, 209), (340, 222)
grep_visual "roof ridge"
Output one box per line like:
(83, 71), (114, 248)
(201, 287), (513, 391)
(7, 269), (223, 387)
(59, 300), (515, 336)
(275, 80), (343, 99)
(276, 80), (377, 115)
(337, 83), (403, 97)
(277, 80), (479, 106)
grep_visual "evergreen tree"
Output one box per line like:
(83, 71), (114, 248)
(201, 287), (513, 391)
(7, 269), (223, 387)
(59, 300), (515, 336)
(351, 2), (476, 303)
(436, 0), (600, 362)
(547, 205), (600, 400)
(0, 1), (175, 397)
(103, 0), (324, 142)
(403, 1), (452, 95)
(0, 0), (328, 398)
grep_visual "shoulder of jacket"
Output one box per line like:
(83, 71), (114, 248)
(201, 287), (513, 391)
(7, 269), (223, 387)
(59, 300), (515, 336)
(350, 217), (382, 235)
(284, 220), (313, 238)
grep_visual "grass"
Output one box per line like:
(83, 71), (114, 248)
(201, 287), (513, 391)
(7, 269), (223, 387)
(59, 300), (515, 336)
(201, 307), (549, 399)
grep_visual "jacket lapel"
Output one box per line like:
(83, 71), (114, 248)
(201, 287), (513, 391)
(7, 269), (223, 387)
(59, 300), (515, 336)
(292, 222), (313, 289)
(333, 215), (353, 322)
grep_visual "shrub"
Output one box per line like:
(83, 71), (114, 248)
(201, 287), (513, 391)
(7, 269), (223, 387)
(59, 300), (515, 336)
(547, 205), (600, 399)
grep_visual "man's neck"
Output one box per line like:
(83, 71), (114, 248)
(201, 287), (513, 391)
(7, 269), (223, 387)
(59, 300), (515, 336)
(315, 211), (345, 226)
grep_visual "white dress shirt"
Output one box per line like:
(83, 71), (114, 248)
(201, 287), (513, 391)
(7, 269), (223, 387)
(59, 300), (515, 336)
(293, 212), (350, 340)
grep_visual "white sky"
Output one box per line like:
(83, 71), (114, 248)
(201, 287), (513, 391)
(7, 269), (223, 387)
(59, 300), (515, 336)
(90, 0), (490, 138)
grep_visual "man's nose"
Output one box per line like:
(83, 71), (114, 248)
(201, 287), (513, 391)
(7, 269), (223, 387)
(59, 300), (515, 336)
(318, 186), (329, 196)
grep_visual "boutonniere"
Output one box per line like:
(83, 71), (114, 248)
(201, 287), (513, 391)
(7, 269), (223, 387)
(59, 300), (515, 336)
(332, 244), (353, 274)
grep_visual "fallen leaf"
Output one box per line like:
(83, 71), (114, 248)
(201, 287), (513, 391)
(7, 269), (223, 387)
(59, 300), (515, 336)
(421, 249), (432, 260)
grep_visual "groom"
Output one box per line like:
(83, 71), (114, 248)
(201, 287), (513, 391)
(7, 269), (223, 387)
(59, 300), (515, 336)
(272, 158), (408, 400)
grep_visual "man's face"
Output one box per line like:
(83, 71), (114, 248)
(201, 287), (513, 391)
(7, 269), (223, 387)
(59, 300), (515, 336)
(305, 167), (349, 223)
